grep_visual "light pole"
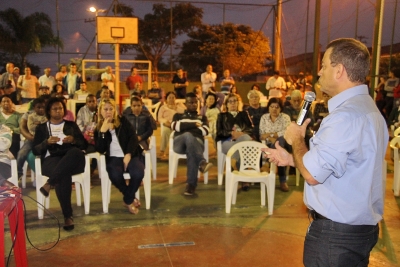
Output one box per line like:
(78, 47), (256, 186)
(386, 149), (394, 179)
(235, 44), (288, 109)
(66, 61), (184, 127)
(87, 7), (106, 70)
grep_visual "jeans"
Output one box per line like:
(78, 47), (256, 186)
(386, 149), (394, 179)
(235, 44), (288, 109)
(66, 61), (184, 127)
(303, 218), (379, 267)
(106, 156), (144, 205)
(17, 139), (33, 177)
(42, 147), (85, 219)
(173, 132), (205, 187)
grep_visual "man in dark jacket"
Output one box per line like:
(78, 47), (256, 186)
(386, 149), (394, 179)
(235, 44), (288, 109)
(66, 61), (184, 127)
(171, 92), (213, 196)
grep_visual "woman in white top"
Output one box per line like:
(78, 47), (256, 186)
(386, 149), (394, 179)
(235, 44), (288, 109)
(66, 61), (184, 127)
(259, 97), (291, 192)
(157, 91), (185, 158)
(95, 99), (144, 215)
(17, 67), (39, 103)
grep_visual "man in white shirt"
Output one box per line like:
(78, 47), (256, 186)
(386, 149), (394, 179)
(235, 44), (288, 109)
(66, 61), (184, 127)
(101, 66), (116, 92)
(200, 65), (217, 99)
(266, 70), (286, 99)
(38, 68), (56, 89)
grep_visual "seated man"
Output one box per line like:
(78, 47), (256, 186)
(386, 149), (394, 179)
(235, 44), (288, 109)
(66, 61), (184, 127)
(147, 81), (165, 105)
(3, 83), (19, 105)
(123, 96), (153, 150)
(171, 92), (213, 196)
(76, 94), (97, 152)
(74, 81), (89, 99)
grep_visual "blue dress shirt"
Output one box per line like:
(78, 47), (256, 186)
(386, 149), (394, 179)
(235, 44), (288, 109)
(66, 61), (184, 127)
(303, 84), (388, 225)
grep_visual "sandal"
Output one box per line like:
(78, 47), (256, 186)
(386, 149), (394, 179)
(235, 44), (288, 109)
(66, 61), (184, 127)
(133, 198), (141, 208)
(123, 202), (139, 215)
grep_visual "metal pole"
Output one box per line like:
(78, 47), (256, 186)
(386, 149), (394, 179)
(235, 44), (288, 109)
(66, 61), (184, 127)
(312, 0), (321, 88)
(56, 0), (60, 66)
(304, 0), (310, 72)
(370, 0), (385, 96)
(222, 3), (225, 71)
(327, 0), (332, 43)
(115, 43), (120, 106)
(355, 0), (359, 39)
(274, 0), (282, 71)
(170, 2), (173, 80)
(95, 11), (101, 70)
(389, 0), (398, 71)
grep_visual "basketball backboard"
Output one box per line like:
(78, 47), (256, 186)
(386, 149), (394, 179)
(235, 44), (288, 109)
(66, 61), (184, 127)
(96, 17), (138, 44)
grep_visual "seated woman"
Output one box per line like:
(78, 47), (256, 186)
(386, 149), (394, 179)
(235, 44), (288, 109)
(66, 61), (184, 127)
(33, 97), (88, 231)
(229, 86), (243, 111)
(157, 91), (185, 158)
(51, 83), (67, 97)
(95, 99), (144, 215)
(0, 95), (22, 158)
(200, 93), (220, 147)
(123, 96), (154, 150)
(0, 124), (17, 188)
(259, 98), (291, 192)
(216, 93), (254, 190)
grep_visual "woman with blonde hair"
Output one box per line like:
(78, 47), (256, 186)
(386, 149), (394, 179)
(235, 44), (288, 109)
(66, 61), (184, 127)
(95, 99), (144, 214)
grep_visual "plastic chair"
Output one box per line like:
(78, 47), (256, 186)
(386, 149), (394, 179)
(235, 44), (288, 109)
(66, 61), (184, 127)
(168, 131), (209, 184)
(149, 136), (157, 180)
(225, 141), (276, 215)
(394, 127), (400, 137)
(217, 141), (226, 185)
(8, 159), (18, 186)
(99, 150), (152, 213)
(34, 155), (91, 219)
(389, 137), (400, 196)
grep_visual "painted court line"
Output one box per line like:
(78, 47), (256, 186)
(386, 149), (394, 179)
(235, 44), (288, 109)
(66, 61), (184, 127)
(138, 241), (195, 249)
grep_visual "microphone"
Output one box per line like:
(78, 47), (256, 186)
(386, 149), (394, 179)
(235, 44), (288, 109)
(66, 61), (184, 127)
(296, 91), (316, 125)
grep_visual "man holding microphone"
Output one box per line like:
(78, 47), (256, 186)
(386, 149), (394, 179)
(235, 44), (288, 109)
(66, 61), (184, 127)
(263, 38), (388, 266)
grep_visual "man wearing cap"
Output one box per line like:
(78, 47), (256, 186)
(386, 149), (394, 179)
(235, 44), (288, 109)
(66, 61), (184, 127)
(38, 68), (56, 89)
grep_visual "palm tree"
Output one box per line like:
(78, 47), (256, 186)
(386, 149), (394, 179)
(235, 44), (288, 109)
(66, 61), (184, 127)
(0, 8), (62, 68)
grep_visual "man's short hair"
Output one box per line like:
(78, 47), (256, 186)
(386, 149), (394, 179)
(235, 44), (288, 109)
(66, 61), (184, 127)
(39, 85), (50, 90)
(185, 92), (197, 99)
(69, 63), (76, 66)
(273, 70), (280, 76)
(131, 96), (142, 103)
(101, 85), (109, 90)
(290, 90), (302, 99)
(32, 97), (45, 108)
(86, 94), (95, 100)
(80, 81), (86, 85)
(326, 38), (370, 84)
(130, 66), (137, 72)
(247, 90), (260, 99)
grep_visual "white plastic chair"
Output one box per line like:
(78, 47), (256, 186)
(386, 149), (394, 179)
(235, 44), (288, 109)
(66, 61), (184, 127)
(225, 141), (276, 215)
(394, 127), (400, 137)
(99, 150), (152, 213)
(389, 137), (400, 196)
(34, 155), (91, 219)
(21, 161), (35, 188)
(8, 159), (18, 186)
(168, 131), (209, 184)
(217, 141), (226, 185)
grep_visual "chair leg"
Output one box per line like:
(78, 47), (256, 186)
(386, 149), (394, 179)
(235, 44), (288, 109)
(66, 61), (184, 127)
(296, 168), (300, 186)
(266, 175), (275, 215)
(225, 177), (233, 213)
(218, 155), (226, 186)
(144, 152), (151, 210)
(22, 162), (28, 188)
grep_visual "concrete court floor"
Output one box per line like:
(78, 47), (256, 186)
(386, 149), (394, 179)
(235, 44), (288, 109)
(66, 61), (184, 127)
(4, 129), (400, 267)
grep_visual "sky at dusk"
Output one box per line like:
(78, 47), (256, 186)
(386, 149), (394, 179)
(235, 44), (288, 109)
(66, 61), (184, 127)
(1, 0), (399, 74)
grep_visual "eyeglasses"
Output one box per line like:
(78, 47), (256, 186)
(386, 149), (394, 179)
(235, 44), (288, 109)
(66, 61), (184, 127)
(227, 100), (238, 104)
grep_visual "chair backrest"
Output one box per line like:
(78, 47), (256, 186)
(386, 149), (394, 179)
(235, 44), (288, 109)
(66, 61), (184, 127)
(226, 141), (271, 173)
(390, 136), (400, 162)
(394, 127), (400, 137)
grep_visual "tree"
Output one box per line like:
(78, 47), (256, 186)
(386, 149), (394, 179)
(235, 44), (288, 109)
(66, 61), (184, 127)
(0, 8), (62, 68)
(120, 3), (203, 77)
(179, 23), (271, 80)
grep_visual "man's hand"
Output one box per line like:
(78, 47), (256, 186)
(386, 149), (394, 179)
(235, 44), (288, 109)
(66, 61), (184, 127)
(261, 142), (294, 167)
(284, 118), (311, 145)
(62, 135), (75, 144)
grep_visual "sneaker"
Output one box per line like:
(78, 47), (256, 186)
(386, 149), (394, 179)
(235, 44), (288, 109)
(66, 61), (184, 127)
(199, 161), (213, 173)
(184, 184), (195, 196)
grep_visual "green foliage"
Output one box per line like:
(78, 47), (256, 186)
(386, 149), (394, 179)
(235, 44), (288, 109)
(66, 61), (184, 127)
(120, 3), (203, 76)
(0, 8), (62, 68)
(179, 23), (271, 79)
